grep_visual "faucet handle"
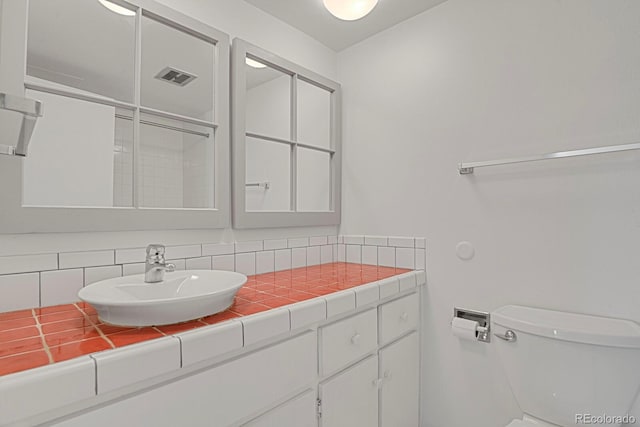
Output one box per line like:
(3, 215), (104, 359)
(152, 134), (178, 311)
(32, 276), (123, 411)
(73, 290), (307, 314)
(146, 244), (166, 257)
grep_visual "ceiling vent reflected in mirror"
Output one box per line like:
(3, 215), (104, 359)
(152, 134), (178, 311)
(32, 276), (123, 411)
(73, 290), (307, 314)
(154, 67), (198, 87)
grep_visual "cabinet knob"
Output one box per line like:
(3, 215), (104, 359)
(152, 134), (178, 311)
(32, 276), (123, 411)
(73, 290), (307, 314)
(372, 378), (383, 388)
(383, 370), (392, 381)
(400, 312), (409, 322)
(350, 333), (361, 345)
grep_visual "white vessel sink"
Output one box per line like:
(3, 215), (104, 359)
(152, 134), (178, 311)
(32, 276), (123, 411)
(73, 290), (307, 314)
(78, 270), (247, 327)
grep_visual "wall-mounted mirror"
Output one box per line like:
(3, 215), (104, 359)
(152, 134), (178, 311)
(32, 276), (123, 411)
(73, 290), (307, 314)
(232, 39), (341, 228)
(23, 0), (218, 210)
(0, 0), (229, 232)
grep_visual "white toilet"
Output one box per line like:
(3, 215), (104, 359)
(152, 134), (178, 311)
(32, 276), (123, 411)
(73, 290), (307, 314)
(492, 305), (640, 427)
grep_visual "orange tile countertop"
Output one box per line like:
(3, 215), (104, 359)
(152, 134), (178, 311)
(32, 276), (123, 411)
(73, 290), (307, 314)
(0, 262), (411, 377)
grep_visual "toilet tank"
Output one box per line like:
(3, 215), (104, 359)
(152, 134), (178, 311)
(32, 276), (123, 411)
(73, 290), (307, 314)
(493, 305), (640, 427)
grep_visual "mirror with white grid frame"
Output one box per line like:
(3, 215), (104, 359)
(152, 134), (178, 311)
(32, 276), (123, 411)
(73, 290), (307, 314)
(23, 0), (216, 210)
(232, 38), (341, 229)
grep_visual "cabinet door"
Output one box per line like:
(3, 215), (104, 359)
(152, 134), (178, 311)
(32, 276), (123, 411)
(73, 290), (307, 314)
(243, 390), (317, 427)
(319, 356), (379, 427)
(379, 332), (419, 427)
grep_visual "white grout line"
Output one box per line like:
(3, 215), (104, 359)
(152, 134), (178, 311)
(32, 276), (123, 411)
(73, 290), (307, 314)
(31, 308), (54, 364)
(152, 326), (167, 336)
(75, 303), (115, 349)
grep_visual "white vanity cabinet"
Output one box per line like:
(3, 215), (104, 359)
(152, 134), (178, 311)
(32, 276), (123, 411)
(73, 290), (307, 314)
(54, 332), (317, 427)
(28, 280), (423, 427)
(317, 291), (421, 427)
(317, 332), (420, 427)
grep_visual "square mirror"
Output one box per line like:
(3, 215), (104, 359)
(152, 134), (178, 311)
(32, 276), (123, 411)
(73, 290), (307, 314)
(232, 39), (341, 228)
(1, 0), (231, 233)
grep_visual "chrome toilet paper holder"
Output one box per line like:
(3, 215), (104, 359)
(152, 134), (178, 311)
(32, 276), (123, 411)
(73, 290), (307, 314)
(453, 307), (491, 343)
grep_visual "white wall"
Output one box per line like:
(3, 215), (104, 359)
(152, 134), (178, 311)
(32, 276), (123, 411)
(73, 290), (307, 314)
(0, 0), (338, 256)
(337, 1), (640, 426)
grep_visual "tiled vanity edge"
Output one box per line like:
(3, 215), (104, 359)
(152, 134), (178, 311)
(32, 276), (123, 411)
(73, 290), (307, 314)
(0, 270), (426, 425)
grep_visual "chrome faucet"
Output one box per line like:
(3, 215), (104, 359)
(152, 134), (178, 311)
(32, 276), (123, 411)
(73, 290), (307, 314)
(145, 244), (175, 283)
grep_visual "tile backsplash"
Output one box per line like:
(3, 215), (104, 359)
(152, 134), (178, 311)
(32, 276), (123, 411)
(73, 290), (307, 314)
(0, 235), (426, 313)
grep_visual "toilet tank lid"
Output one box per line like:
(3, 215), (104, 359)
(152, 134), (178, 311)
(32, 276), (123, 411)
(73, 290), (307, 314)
(493, 305), (640, 348)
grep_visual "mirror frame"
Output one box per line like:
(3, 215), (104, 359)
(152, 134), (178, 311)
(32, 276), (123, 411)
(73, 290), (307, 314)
(0, 0), (230, 233)
(231, 38), (342, 229)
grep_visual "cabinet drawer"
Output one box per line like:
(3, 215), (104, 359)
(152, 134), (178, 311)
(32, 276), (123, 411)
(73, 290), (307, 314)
(379, 293), (418, 344)
(320, 308), (377, 376)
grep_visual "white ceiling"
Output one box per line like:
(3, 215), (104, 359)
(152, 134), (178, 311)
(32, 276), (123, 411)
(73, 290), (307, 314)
(243, 0), (448, 51)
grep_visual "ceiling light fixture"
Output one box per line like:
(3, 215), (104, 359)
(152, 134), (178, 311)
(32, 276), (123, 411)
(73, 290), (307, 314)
(98, 0), (135, 16)
(323, 0), (379, 21)
(245, 57), (267, 69)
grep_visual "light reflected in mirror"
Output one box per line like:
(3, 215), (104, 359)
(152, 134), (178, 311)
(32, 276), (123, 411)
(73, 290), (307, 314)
(297, 148), (331, 211)
(245, 57), (291, 141)
(22, 90), (133, 207)
(139, 113), (214, 209)
(297, 79), (331, 149)
(27, 0), (136, 103)
(245, 136), (291, 211)
(141, 16), (215, 121)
